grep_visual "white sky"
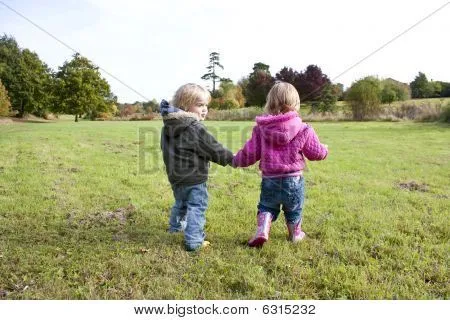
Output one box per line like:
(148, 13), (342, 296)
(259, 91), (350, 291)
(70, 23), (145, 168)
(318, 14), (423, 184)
(1, 0), (449, 103)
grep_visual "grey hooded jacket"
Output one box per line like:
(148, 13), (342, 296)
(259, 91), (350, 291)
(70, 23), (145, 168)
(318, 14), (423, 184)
(160, 100), (233, 187)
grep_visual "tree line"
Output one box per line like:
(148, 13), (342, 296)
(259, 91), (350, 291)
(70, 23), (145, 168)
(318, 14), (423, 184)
(0, 35), (116, 121)
(201, 51), (449, 119)
(1, 36), (449, 121)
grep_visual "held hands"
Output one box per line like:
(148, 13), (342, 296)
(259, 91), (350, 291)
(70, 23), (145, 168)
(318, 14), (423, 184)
(231, 154), (237, 168)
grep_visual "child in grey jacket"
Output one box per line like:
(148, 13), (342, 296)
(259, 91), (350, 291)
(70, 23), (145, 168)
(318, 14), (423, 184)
(160, 83), (233, 251)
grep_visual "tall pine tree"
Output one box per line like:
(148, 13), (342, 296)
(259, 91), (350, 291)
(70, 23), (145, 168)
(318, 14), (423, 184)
(201, 52), (224, 93)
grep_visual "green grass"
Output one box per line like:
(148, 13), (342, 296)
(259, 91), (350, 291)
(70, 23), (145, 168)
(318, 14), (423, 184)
(0, 120), (449, 299)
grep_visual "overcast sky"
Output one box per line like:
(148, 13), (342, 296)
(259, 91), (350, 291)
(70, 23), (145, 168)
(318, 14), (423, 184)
(1, 0), (449, 103)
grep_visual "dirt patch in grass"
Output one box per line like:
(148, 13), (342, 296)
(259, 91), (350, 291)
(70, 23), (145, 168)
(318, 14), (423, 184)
(307, 180), (317, 186)
(398, 181), (429, 192)
(102, 141), (128, 154)
(0, 289), (8, 298)
(101, 205), (134, 224)
(68, 204), (136, 228)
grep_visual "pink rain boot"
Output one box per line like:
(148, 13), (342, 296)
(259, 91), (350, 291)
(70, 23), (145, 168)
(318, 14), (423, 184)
(248, 211), (272, 247)
(287, 221), (305, 242)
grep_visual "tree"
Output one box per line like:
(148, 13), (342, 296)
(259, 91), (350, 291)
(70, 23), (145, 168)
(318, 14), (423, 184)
(209, 79), (245, 110)
(410, 72), (433, 98)
(439, 82), (450, 97)
(430, 81), (442, 98)
(333, 83), (345, 101)
(311, 83), (338, 113)
(0, 35), (53, 117)
(275, 67), (298, 85)
(346, 76), (382, 120)
(220, 80), (245, 106)
(237, 77), (249, 106)
(120, 104), (138, 117)
(233, 84), (246, 108)
(381, 78), (410, 102)
(201, 52), (224, 93)
(19, 49), (54, 117)
(0, 80), (11, 116)
(55, 53), (113, 122)
(143, 98), (159, 113)
(0, 35), (22, 110)
(245, 62), (274, 107)
(295, 65), (330, 102)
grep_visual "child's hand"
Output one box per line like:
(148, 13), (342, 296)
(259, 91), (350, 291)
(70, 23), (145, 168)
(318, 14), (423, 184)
(231, 155), (237, 168)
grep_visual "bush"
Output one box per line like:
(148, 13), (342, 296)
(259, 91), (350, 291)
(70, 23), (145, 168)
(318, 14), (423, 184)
(221, 99), (239, 110)
(381, 87), (397, 104)
(381, 79), (410, 103)
(129, 113), (155, 121)
(120, 105), (138, 117)
(346, 76), (382, 120)
(209, 81), (246, 110)
(396, 103), (422, 120)
(209, 99), (222, 110)
(95, 112), (113, 120)
(209, 98), (240, 110)
(440, 103), (450, 123)
(43, 112), (57, 120)
(385, 102), (442, 122)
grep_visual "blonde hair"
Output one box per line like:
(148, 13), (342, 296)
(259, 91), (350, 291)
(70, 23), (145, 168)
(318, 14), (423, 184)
(171, 83), (211, 111)
(264, 81), (300, 115)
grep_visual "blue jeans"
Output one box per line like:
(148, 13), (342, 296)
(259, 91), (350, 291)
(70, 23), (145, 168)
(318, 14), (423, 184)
(258, 176), (305, 224)
(169, 183), (208, 251)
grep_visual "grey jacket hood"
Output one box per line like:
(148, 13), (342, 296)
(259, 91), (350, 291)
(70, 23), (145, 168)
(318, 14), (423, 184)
(161, 99), (201, 137)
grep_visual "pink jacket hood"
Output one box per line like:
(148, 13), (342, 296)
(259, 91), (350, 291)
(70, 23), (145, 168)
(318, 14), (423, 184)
(256, 111), (306, 146)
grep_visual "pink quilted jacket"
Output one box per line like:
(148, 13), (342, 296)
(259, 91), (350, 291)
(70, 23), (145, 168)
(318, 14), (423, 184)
(232, 111), (328, 177)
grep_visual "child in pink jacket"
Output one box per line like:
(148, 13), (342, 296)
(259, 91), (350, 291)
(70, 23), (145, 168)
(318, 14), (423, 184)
(233, 82), (328, 247)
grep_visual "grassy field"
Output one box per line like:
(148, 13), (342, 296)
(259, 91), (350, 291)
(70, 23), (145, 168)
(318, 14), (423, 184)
(0, 120), (449, 299)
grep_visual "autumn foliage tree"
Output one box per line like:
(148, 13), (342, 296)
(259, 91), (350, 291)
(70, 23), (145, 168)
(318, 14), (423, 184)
(275, 65), (334, 101)
(0, 80), (11, 116)
(295, 65), (331, 102)
(209, 79), (246, 109)
(275, 65), (338, 111)
(120, 104), (138, 117)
